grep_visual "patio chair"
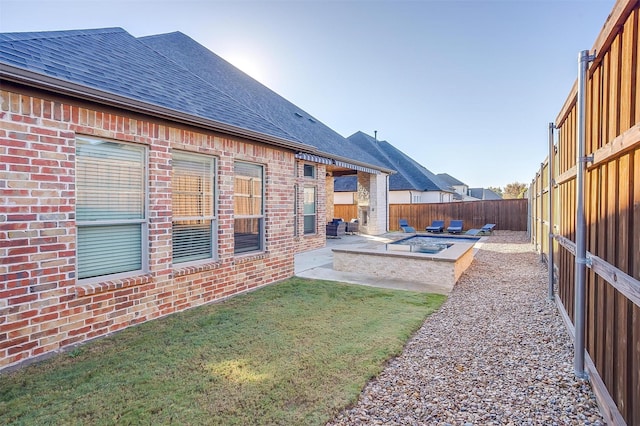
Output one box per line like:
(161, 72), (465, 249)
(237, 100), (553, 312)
(447, 220), (464, 234)
(345, 218), (359, 234)
(466, 223), (496, 236)
(399, 219), (416, 233)
(425, 220), (445, 233)
(480, 223), (496, 234)
(326, 218), (346, 237)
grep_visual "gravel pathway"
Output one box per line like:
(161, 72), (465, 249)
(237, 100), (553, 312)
(328, 231), (605, 425)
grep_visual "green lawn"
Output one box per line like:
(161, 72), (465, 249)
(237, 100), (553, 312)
(0, 278), (445, 425)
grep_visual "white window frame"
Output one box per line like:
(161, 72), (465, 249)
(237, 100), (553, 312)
(76, 136), (148, 283)
(172, 151), (218, 265)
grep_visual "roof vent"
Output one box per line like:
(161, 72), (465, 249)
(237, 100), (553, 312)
(308, 118), (316, 123)
(294, 112), (303, 118)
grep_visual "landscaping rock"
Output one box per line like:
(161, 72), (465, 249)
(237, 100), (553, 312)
(328, 231), (605, 425)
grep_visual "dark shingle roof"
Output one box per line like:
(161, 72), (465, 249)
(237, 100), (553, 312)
(469, 188), (502, 200)
(0, 28), (297, 140)
(345, 131), (451, 192)
(0, 28), (390, 172)
(138, 32), (388, 168)
(334, 175), (357, 192)
(436, 173), (466, 187)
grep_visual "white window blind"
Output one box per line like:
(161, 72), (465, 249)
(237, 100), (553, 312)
(76, 138), (146, 280)
(172, 152), (216, 264)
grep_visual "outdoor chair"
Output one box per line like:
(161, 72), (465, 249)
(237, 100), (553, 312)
(466, 223), (496, 236)
(345, 218), (359, 234)
(399, 219), (416, 233)
(326, 218), (346, 237)
(425, 220), (445, 233)
(447, 220), (464, 234)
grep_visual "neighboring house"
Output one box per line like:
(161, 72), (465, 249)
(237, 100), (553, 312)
(0, 28), (391, 371)
(436, 173), (502, 201)
(436, 173), (468, 200)
(334, 132), (455, 205)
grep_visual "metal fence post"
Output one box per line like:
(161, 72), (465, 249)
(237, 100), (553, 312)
(540, 162), (545, 261)
(548, 123), (555, 301)
(575, 49), (595, 378)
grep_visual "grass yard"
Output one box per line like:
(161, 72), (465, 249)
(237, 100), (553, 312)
(0, 278), (445, 425)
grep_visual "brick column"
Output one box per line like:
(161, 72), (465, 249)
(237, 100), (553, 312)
(325, 173), (334, 223)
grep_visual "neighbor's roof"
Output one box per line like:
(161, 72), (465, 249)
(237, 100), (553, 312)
(468, 188), (503, 200)
(334, 131), (452, 192)
(334, 175), (357, 192)
(0, 28), (391, 173)
(436, 173), (467, 187)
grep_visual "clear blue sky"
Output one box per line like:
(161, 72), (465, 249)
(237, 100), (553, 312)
(0, 0), (615, 189)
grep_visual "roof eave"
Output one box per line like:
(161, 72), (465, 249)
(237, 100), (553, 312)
(0, 63), (317, 153)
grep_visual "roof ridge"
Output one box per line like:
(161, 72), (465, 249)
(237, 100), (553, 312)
(370, 139), (399, 169)
(138, 31), (184, 41)
(376, 140), (430, 190)
(349, 132), (452, 192)
(347, 132), (399, 171)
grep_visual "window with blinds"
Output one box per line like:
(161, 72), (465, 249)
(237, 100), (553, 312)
(76, 137), (147, 280)
(172, 152), (216, 264)
(234, 162), (264, 254)
(303, 186), (316, 234)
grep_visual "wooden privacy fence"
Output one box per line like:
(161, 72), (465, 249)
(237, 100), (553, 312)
(390, 199), (527, 232)
(530, 1), (640, 424)
(334, 199), (527, 232)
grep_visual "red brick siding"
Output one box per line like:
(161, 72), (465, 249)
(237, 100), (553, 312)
(0, 88), (304, 370)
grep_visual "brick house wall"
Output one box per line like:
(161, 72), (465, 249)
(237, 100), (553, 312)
(292, 161), (326, 253)
(0, 85), (317, 370)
